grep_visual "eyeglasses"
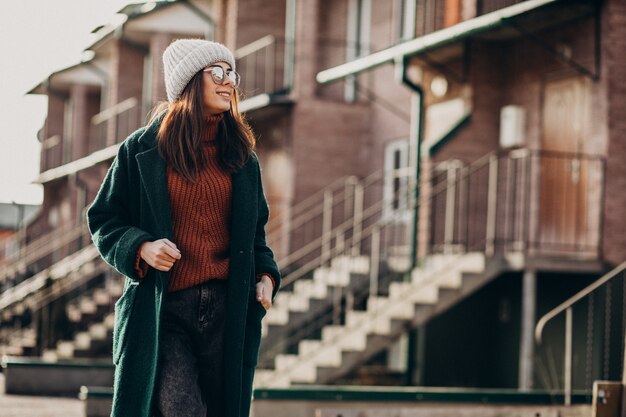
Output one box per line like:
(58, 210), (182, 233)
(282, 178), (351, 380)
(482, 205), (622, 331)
(203, 66), (240, 88)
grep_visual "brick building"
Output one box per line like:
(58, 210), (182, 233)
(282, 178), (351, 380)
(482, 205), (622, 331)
(1, 0), (625, 408)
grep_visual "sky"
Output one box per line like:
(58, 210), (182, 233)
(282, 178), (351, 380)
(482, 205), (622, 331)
(0, 0), (143, 205)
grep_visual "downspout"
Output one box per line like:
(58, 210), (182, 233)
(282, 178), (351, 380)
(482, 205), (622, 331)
(399, 55), (424, 271)
(398, 55), (425, 386)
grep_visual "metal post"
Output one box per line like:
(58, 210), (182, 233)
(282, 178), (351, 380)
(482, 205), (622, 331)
(321, 190), (333, 266)
(565, 306), (573, 406)
(352, 181), (364, 256)
(336, 230), (345, 255)
(621, 275), (626, 417)
(444, 162), (457, 252)
(485, 154), (498, 256)
(250, 54), (257, 93)
(333, 286), (342, 325)
(369, 226), (381, 296)
(283, 0), (296, 90)
(266, 38), (275, 93)
(519, 269), (536, 391)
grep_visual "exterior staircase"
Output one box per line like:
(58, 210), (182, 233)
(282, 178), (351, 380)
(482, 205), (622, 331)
(260, 255), (370, 367)
(255, 252), (490, 387)
(0, 233), (111, 358)
(42, 278), (123, 361)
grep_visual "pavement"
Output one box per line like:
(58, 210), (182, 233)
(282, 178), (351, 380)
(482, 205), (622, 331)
(0, 372), (83, 417)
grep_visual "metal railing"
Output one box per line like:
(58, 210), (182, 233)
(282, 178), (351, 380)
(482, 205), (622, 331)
(260, 168), (414, 366)
(0, 98), (143, 355)
(266, 166), (415, 292)
(535, 261), (626, 405)
(428, 149), (604, 258)
(0, 222), (91, 288)
(259, 148), (606, 367)
(92, 98), (140, 150)
(235, 35), (293, 98)
(2, 98), (141, 289)
(41, 135), (63, 171)
(478, 0), (530, 15)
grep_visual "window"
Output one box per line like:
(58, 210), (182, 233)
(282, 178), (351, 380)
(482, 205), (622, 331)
(394, 0), (417, 43)
(383, 139), (411, 222)
(345, 0), (371, 102)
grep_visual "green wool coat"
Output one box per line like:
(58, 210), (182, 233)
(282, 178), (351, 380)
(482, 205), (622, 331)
(86, 113), (281, 417)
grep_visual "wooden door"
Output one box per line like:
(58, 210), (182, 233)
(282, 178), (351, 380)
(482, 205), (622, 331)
(540, 76), (590, 252)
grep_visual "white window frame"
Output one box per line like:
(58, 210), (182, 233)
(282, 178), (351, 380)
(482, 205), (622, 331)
(345, 0), (371, 102)
(383, 138), (412, 223)
(394, 0), (417, 43)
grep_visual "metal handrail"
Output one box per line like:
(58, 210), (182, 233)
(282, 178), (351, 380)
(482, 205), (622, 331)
(266, 171), (384, 240)
(534, 260), (626, 405)
(260, 148), (607, 375)
(535, 260), (626, 345)
(91, 98), (138, 125)
(0, 245), (101, 311)
(266, 175), (356, 237)
(0, 222), (89, 284)
(234, 35), (276, 59)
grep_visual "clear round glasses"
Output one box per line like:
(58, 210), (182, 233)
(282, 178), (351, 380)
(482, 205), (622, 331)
(203, 65), (241, 88)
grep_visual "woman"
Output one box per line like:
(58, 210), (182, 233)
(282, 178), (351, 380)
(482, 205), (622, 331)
(87, 39), (280, 417)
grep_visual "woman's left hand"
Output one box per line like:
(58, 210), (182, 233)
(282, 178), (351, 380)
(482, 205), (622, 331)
(255, 275), (274, 311)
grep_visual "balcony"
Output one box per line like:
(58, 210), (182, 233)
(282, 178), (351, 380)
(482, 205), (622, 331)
(235, 35), (294, 112)
(36, 99), (140, 185)
(428, 149), (605, 265)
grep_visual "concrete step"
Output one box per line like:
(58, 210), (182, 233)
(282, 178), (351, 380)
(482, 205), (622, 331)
(257, 252), (488, 388)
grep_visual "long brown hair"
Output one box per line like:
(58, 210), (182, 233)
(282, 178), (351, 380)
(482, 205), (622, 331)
(150, 71), (256, 182)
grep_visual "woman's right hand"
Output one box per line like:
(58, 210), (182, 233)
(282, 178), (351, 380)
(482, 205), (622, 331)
(139, 239), (182, 271)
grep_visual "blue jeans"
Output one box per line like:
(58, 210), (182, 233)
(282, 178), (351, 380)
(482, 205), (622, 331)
(155, 279), (227, 417)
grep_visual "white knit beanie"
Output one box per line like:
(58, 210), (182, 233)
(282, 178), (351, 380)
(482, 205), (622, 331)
(163, 39), (236, 103)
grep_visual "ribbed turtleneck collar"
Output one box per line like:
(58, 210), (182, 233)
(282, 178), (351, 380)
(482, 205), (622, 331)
(201, 113), (224, 143)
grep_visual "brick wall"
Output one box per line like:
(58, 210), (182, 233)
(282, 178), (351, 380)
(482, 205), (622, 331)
(149, 33), (174, 106)
(69, 85), (90, 161)
(601, 0), (626, 265)
(415, 13), (607, 258)
(107, 39), (144, 145)
(233, 0), (286, 47)
(42, 94), (65, 172)
(290, 100), (371, 203)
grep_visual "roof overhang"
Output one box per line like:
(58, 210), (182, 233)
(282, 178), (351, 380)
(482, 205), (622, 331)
(316, 0), (597, 84)
(35, 144), (120, 184)
(87, 1), (213, 57)
(27, 58), (107, 95)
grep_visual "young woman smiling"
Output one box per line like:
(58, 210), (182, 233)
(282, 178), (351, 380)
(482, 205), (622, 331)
(87, 39), (280, 417)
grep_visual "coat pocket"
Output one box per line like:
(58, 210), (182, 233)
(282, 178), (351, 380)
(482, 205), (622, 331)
(112, 282), (138, 365)
(242, 299), (267, 367)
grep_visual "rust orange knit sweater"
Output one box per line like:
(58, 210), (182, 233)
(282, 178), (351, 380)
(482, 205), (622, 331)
(134, 114), (231, 292)
(166, 113), (231, 292)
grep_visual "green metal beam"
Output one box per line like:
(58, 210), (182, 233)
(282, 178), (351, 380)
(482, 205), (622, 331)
(316, 0), (564, 84)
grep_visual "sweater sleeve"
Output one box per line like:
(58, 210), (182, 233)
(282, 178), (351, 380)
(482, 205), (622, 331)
(253, 157), (281, 301)
(87, 141), (154, 281)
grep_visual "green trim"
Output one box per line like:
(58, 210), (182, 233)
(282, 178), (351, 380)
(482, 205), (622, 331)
(317, 0), (581, 84)
(427, 113), (472, 157)
(75, 385), (592, 404)
(253, 386), (592, 405)
(1, 357), (113, 369)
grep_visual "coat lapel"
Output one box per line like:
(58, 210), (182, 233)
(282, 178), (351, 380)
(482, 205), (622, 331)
(229, 159), (257, 249)
(135, 115), (173, 240)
